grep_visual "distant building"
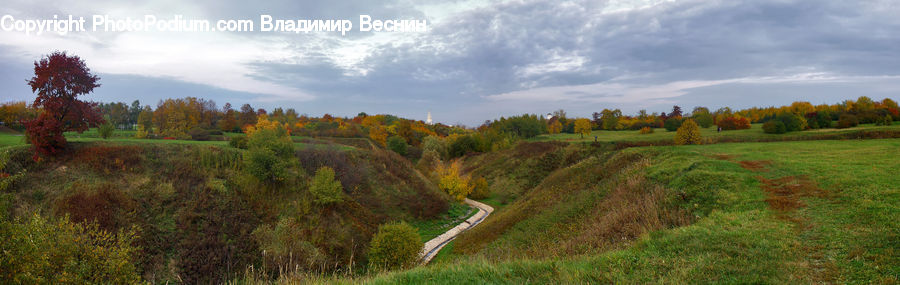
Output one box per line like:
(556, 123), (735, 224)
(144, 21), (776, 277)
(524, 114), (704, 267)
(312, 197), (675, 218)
(546, 113), (553, 120)
(426, 111), (433, 125)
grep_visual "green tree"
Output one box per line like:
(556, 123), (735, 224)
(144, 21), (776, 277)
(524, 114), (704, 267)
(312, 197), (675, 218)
(244, 116), (294, 184)
(762, 120), (787, 134)
(674, 119), (702, 145)
(387, 136), (408, 156)
(310, 166), (343, 205)
(98, 118), (115, 139)
(664, 117), (682, 132)
(367, 222), (422, 271)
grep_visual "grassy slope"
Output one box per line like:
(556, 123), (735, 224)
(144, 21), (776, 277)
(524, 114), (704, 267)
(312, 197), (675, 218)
(367, 139), (899, 284)
(0, 139), (457, 282)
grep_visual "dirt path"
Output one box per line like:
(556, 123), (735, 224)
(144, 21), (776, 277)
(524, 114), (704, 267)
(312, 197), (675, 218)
(418, 198), (493, 265)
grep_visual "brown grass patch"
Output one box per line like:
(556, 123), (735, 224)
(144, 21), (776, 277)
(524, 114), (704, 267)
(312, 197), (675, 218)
(558, 173), (692, 255)
(758, 175), (826, 212)
(738, 160), (772, 172)
(710, 153), (735, 160)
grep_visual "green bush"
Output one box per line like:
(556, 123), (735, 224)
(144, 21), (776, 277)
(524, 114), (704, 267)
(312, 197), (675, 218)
(874, 115), (893, 126)
(762, 120), (787, 134)
(387, 136), (408, 156)
(310, 166), (343, 205)
(664, 117), (682, 132)
(0, 214), (141, 283)
(229, 135), (248, 149)
(421, 136), (448, 159)
(836, 114), (859, 129)
(692, 113), (714, 128)
(244, 125), (294, 184)
(244, 147), (289, 184)
(367, 222), (422, 271)
(777, 113), (807, 132)
(98, 122), (115, 139)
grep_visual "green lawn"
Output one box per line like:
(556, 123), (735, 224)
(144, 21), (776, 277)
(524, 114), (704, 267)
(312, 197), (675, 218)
(409, 202), (478, 243)
(530, 122), (900, 143)
(366, 139), (899, 284)
(0, 129), (357, 150)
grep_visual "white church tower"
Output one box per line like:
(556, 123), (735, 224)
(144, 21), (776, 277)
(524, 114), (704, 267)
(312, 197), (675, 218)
(426, 111), (433, 125)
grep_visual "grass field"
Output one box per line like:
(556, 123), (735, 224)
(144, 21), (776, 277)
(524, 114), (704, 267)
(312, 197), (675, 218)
(0, 128), (356, 151)
(530, 122), (900, 144)
(366, 138), (899, 284)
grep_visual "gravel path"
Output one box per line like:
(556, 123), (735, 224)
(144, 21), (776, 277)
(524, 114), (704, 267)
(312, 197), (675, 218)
(418, 198), (494, 265)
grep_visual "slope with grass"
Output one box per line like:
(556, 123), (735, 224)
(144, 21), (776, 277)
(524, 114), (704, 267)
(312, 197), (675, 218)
(531, 122), (900, 145)
(0, 139), (455, 283)
(368, 139), (899, 283)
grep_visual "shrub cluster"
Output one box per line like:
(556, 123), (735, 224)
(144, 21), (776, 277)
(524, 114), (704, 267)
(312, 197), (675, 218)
(762, 120), (787, 134)
(716, 117), (751, 130)
(367, 222), (422, 271)
(674, 119), (702, 145)
(836, 114), (859, 129)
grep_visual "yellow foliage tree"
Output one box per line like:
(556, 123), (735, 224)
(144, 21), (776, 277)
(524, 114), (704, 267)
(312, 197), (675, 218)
(369, 125), (388, 146)
(548, 120), (562, 134)
(574, 118), (592, 138)
(245, 114), (290, 137)
(437, 161), (472, 201)
(674, 119), (702, 145)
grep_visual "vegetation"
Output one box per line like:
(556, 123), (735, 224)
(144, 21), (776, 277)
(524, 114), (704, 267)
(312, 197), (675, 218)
(22, 52), (104, 159)
(674, 119), (701, 145)
(310, 166), (343, 205)
(368, 222), (423, 271)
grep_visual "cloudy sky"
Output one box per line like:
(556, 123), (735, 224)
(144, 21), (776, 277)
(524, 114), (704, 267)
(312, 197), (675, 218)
(1, 0), (899, 125)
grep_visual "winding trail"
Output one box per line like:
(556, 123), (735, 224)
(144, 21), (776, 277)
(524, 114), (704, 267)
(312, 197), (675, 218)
(418, 198), (493, 265)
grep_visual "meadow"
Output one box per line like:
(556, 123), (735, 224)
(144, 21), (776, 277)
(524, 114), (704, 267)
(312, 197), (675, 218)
(530, 122), (900, 144)
(366, 138), (899, 284)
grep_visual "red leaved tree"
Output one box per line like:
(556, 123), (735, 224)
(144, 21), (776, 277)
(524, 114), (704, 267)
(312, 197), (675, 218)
(24, 52), (104, 159)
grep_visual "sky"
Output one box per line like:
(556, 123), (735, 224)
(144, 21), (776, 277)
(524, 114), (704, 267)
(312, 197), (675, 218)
(1, 0), (899, 126)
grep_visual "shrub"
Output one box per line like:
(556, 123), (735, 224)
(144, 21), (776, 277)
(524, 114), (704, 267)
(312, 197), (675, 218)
(693, 113), (714, 128)
(188, 127), (210, 141)
(469, 177), (490, 199)
(229, 135), (248, 149)
(448, 135), (482, 158)
(777, 113), (807, 132)
(717, 117), (751, 130)
(836, 114), (859, 129)
(98, 122), (115, 139)
(310, 166), (343, 205)
(252, 217), (323, 273)
(664, 117), (682, 132)
(244, 118), (294, 184)
(387, 136), (408, 156)
(0, 151), (25, 192)
(763, 120), (787, 134)
(875, 115), (893, 126)
(674, 119), (702, 145)
(421, 136), (448, 160)
(416, 150), (441, 175)
(0, 214), (141, 283)
(638, 126), (654, 134)
(134, 125), (149, 139)
(367, 222), (422, 271)
(244, 147), (289, 184)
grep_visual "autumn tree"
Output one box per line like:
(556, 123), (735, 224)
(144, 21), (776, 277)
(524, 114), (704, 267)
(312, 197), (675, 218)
(548, 119), (562, 134)
(674, 119), (702, 145)
(574, 118), (592, 138)
(24, 52), (104, 158)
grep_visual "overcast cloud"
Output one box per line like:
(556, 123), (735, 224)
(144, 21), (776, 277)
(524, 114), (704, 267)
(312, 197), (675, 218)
(1, 0), (899, 125)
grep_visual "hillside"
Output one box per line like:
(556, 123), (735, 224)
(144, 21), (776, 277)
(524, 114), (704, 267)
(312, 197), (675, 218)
(0, 140), (452, 283)
(368, 138), (899, 283)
